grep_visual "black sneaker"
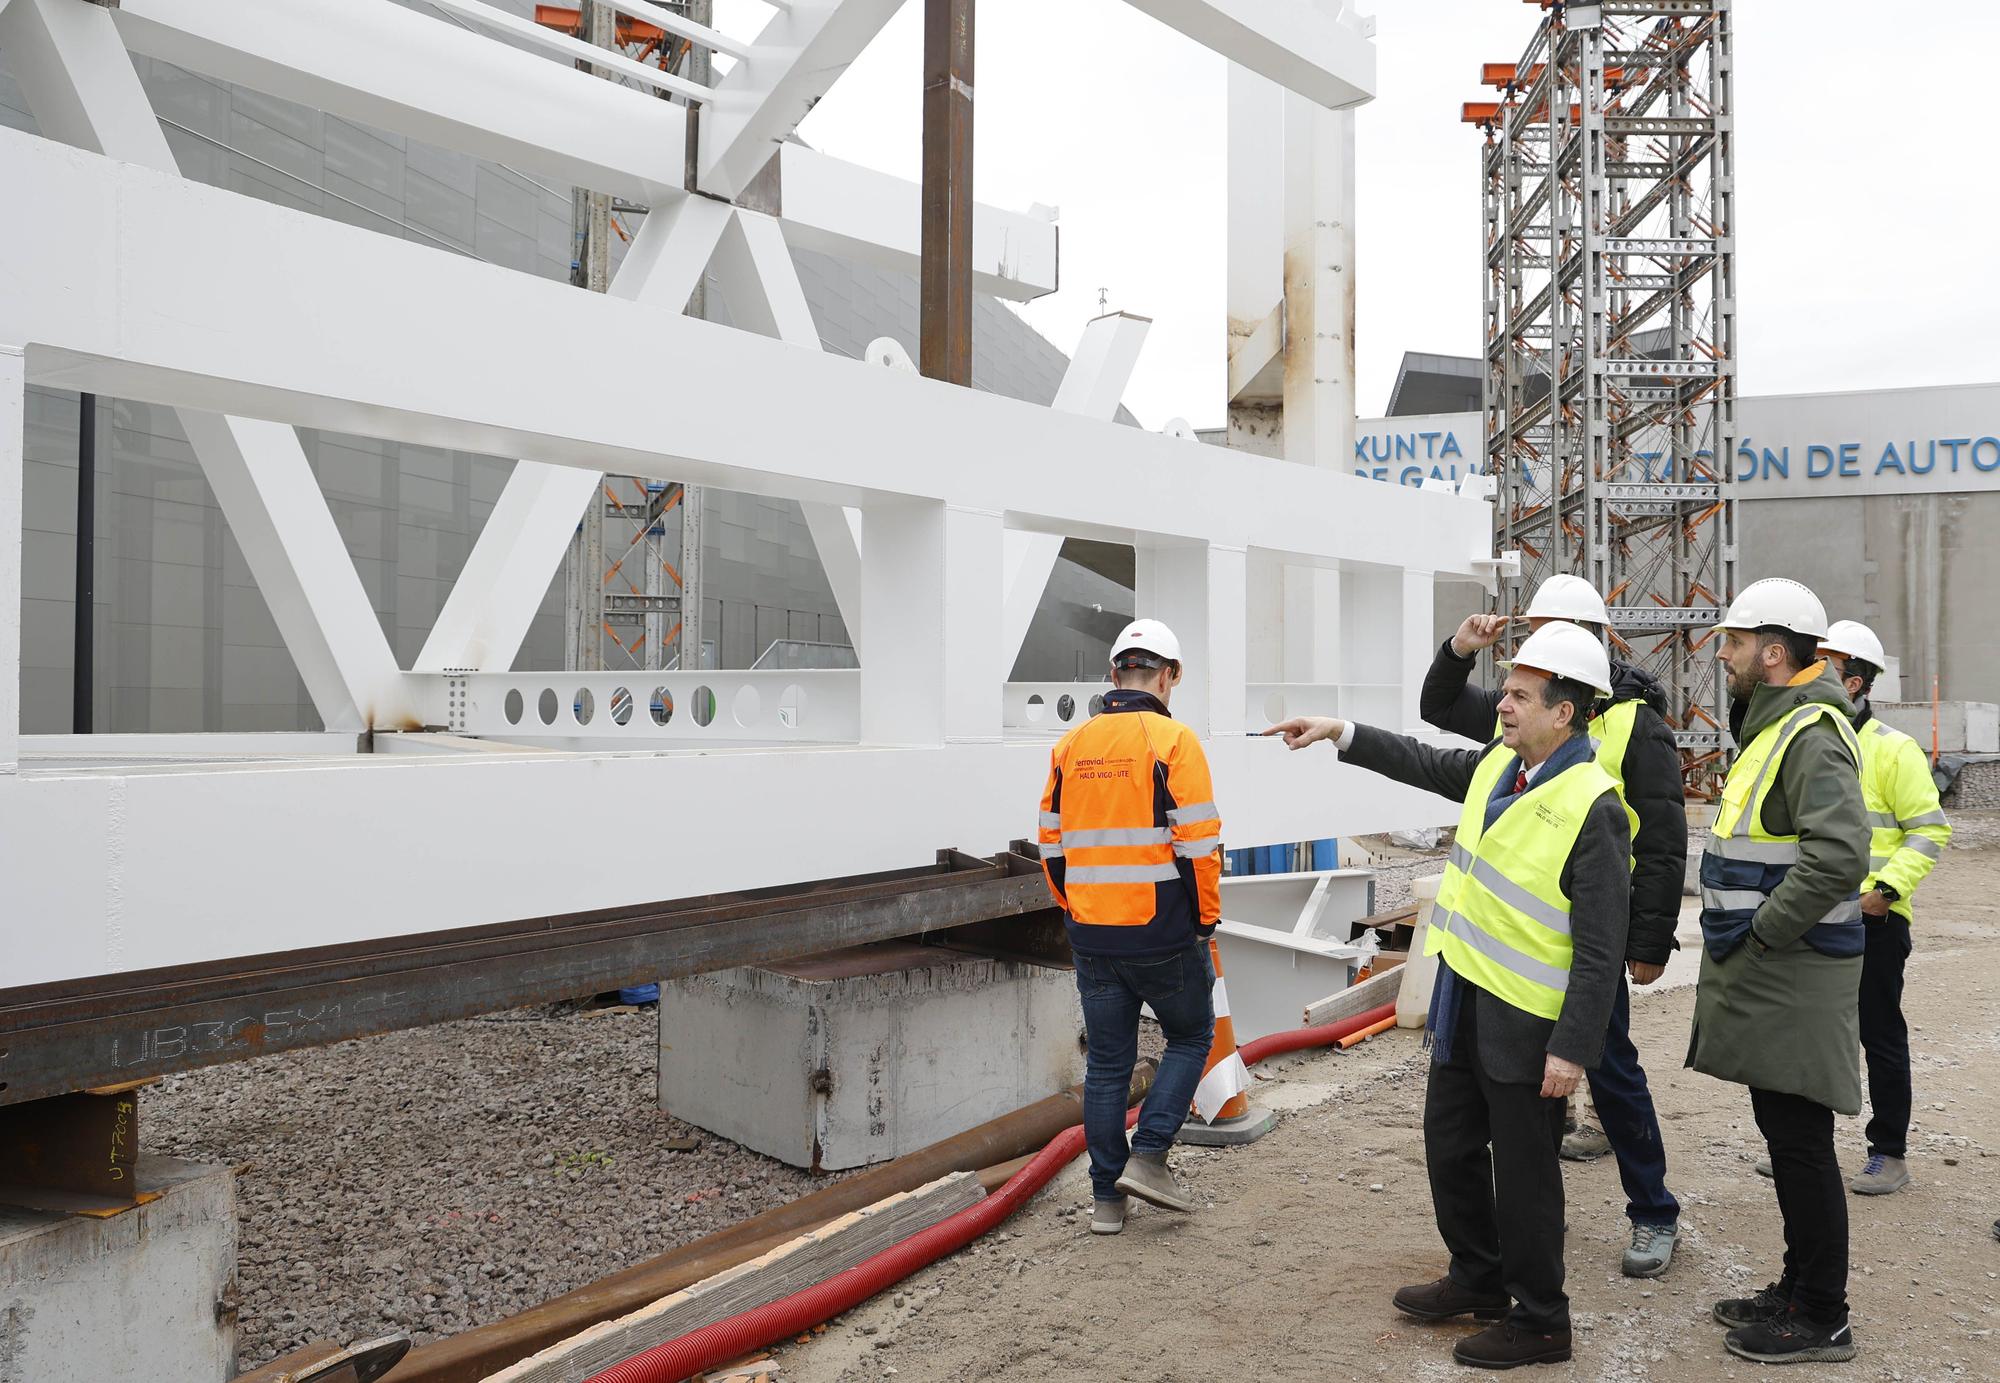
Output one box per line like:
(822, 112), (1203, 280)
(1712, 1281), (1789, 1328)
(1724, 1307), (1857, 1364)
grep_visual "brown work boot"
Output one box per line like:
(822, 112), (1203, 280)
(1392, 1275), (1511, 1323)
(1452, 1321), (1574, 1369)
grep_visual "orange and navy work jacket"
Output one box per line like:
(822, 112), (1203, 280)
(1037, 689), (1223, 957)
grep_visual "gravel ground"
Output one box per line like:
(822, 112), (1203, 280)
(784, 810), (2000, 1383)
(144, 1003), (851, 1370)
(142, 845), (1454, 1370)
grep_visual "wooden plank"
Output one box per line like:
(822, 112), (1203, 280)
(230, 1342), (346, 1383)
(484, 1172), (985, 1383)
(1301, 962), (1407, 1029)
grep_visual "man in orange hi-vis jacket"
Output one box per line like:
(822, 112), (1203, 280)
(1038, 618), (1223, 1237)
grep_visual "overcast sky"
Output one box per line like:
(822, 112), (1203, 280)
(721, 0), (2000, 430)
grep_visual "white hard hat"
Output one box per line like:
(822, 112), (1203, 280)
(1714, 578), (1829, 639)
(1820, 619), (1887, 669)
(1500, 620), (1613, 696)
(1110, 618), (1182, 667)
(1524, 573), (1610, 626)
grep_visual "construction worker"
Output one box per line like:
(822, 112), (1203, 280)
(1036, 619), (1223, 1237)
(1268, 621), (1630, 1371)
(1812, 620), (1950, 1195)
(1422, 573), (1686, 1278)
(1691, 578), (1868, 1365)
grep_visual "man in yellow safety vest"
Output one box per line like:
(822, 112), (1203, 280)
(1811, 620), (1950, 1196)
(1691, 578), (1868, 1366)
(1267, 621), (1630, 1371)
(1422, 573), (1686, 1278)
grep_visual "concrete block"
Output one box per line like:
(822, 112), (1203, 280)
(0, 1157), (236, 1383)
(1874, 701), (1999, 754)
(659, 942), (1082, 1171)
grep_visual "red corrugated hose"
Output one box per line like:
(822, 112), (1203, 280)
(581, 1000), (1402, 1383)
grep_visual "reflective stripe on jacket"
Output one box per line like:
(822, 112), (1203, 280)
(1426, 741), (1618, 1022)
(1858, 715), (1951, 921)
(1038, 689), (1222, 957)
(1700, 701), (1864, 959)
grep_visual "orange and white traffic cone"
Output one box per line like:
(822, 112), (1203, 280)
(1178, 938), (1277, 1146)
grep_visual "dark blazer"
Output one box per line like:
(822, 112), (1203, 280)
(1345, 724), (1631, 1083)
(1419, 639), (1686, 966)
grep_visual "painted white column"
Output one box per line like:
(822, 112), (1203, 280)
(1134, 541), (1245, 741)
(1338, 565), (1433, 732)
(1399, 567), (1436, 730)
(941, 505), (1005, 745)
(0, 344), (21, 774)
(1281, 93), (1357, 472)
(856, 498), (1000, 746)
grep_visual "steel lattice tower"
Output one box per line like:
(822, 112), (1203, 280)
(1471, 0), (1736, 796)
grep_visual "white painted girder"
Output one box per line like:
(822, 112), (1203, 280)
(109, 0), (1058, 300)
(1124, 0), (1377, 110)
(0, 131), (1489, 576)
(417, 194), (734, 673)
(0, 736), (1460, 988)
(1, 0), (413, 731)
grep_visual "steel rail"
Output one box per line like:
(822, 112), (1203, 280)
(0, 849), (1057, 1105)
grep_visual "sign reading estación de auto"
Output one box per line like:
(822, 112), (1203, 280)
(1356, 382), (2000, 500)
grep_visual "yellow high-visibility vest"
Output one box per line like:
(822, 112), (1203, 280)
(1857, 718), (1950, 923)
(1700, 703), (1864, 958)
(1427, 743), (1617, 1021)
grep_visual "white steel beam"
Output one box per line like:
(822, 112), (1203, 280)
(2, 736), (1461, 987)
(114, 0), (685, 202)
(108, 0), (1057, 299)
(1000, 312), (1152, 670)
(697, 0), (906, 198)
(1122, 0), (1377, 109)
(0, 133), (1491, 576)
(0, 0), (412, 731)
(417, 194), (733, 673)
(772, 143), (1059, 304)
(0, 345), (20, 774)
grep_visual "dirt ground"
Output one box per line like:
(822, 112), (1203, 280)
(778, 816), (2000, 1383)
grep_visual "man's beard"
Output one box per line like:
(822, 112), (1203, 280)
(1725, 662), (1760, 702)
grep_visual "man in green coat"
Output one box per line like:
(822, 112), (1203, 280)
(1689, 578), (1868, 1366)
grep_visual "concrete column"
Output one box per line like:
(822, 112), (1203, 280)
(859, 499), (1001, 745)
(1135, 541), (1246, 740)
(1, 344), (21, 774)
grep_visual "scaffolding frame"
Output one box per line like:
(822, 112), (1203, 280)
(1474, 0), (1736, 796)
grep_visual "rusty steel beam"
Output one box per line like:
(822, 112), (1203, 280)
(919, 0), (973, 384)
(0, 849), (1057, 1106)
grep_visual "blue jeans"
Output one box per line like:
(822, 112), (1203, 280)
(1586, 979), (1680, 1226)
(1073, 942), (1216, 1202)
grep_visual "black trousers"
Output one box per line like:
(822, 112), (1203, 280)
(1750, 1086), (1849, 1323)
(1859, 918), (1913, 1158)
(1425, 995), (1569, 1331)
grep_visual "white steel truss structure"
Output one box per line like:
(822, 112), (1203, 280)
(1474, 0), (1737, 793)
(0, 0), (1488, 995)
